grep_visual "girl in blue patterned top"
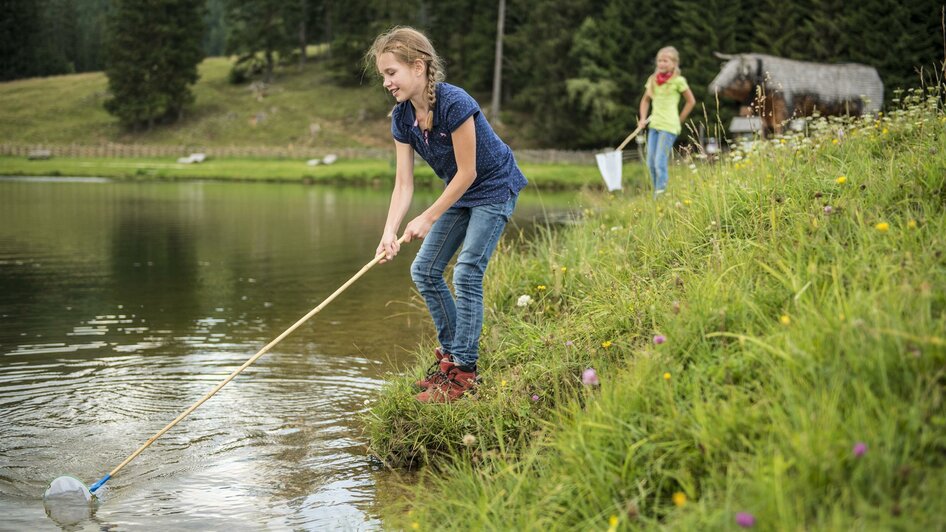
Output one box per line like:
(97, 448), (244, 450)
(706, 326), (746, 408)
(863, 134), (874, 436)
(367, 27), (527, 403)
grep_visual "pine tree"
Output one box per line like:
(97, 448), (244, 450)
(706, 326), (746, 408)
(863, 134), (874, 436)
(104, 0), (206, 129)
(225, 0), (302, 82)
(0, 0), (42, 80)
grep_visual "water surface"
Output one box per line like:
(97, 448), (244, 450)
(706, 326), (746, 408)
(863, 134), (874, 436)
(0, 177), (573, 530)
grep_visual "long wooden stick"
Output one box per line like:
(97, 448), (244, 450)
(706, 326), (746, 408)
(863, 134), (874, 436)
(616, 119), (650, 152)
(90, 235), (409, 492)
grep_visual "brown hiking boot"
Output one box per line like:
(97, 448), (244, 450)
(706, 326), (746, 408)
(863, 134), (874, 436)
(415, 358), (477, 403)
(413, 347), (448, 390)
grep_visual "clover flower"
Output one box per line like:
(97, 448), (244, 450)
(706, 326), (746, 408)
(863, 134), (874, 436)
(517, 295), (533, 307)
(823, 205), (833, 214)
(462, 434), (477, 446)
(582, 368), (599, 386)
(653, 335), (666, 344)
(736, 512), (756, 528)
(531, 394), (540, 402)
(853, 442), (868, 457)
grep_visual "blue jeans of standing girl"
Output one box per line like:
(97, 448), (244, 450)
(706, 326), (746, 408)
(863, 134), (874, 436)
(646, 128), (677, 196)
(410, 195), (517, 369)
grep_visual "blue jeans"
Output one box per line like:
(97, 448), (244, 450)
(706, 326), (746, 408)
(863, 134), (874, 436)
(410, 195), (517, 369)
(646, 128), (677, 194)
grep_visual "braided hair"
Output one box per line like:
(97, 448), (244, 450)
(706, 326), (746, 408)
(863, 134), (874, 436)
(367, 27), (445, 131)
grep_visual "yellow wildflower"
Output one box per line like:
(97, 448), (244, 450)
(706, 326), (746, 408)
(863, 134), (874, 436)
(601, 340), (612, 349)
(683, 199), (692, 205)
(561, 266), (567, 273)
(672, 492), (687, 507)
(875, 222), (889, 232)
(411, 523), (420, 530)
(836, 176), (847, 184)
(907, 219), (917, 229)
(780, 315), (791, 325)
(537, 285), (547, 291)
(608, 515), (619, 531)
(663, 372), (671, 381)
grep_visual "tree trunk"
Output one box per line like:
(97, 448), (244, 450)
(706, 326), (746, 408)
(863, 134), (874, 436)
(490, 0), (506, 122)
(298, 0), (307, 69)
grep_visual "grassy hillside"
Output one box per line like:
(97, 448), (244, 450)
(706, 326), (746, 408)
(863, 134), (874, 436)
(0, 54), (394, 148)
(365, 88), (946, 530)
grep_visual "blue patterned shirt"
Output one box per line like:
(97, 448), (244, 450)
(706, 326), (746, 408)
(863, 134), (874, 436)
(391, 82), (527, 207)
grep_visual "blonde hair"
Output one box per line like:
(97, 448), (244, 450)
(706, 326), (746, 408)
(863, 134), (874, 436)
(366, 27), (445, 131)
(646, 46), (682, 97)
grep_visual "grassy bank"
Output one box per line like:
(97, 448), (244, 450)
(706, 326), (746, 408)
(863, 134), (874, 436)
(0, 53), (393, 148)
(365, 88), (946, 530)
(0, 155), (640, 190)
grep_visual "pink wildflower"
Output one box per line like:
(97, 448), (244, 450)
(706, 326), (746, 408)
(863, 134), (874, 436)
(653, 335), (666, 345)
(582, 368), (599, 386)
(853, 442), (868, 457)
(531, 394), (540, 402)
(736, 512), (756, 528)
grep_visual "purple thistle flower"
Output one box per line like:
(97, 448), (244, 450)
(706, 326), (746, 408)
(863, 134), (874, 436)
(581, 368), (599, 386)
(653, 335), (666, 345)
(531, 394), (540, 402)
(853, 442), (868, 457)
(735, 512), (756, 528)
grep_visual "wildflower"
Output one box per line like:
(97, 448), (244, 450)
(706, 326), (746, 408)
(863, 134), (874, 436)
(736, 512), (756, 528)
(823, 205), (833, 214)
(608, 515), (619, 531)
(907, 219), (917, 229)
(601, 340), (612, 349)
(683, 199), (692, 205)
(672, 492), (687, 507)
(832, 138), (839, 145)
(462, 434), (477, 446)
(581, 368), (599, 386)
(779, 315), (791, 325)
(853, 442), (868, 457)
(537, 285), (547, 291)
(500, 379), (508, 387)
(561, 266), (567, 273)
(517, 295), (533, 307)
(882, 128), (889, 134)
(411, 522), (420, 530)
(653, 334), (666, 345)
(663, 372), (671, 381)
(565, 340), (574, 347)
(875, 222), (889, 232)
(531, 394), (540, 402)
(836, 176), (847, 184)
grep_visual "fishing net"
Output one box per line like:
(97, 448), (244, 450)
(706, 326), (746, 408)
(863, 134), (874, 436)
(44, 476), (92, 502)
(43, 476), (94, 525)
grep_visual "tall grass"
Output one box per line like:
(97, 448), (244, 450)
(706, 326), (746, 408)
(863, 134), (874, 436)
(364, 87), (946, 530)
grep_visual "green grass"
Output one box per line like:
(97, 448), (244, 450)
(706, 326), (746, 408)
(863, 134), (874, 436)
(0, 54), (393, 148)
(364, 87), (946, 530)
(0, 155), (640, 190)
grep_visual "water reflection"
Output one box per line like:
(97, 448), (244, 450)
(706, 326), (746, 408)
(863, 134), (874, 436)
(0, 177), (575, 529)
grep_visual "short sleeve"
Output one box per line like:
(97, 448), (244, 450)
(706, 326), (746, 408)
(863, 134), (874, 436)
(391, 105), (409, 143)
(676, 76), (690, 93)
(441, 86), (479, 133)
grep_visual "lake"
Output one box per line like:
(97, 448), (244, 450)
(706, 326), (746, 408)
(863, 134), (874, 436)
(0, 177), (575, 530)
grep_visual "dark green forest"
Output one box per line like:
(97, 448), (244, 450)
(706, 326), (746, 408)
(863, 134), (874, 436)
(1, 0), (942, 147)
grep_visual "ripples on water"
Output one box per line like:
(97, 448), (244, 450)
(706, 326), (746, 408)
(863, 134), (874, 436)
(0, 179), (571, 529)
